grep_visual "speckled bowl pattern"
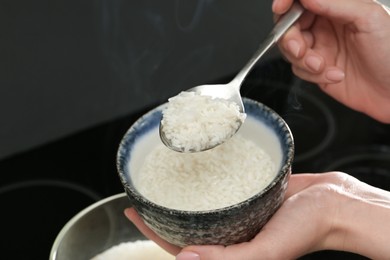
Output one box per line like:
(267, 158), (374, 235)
(117, 97), (294, 247)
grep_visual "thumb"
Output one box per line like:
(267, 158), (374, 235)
(300, 0), (378, 23)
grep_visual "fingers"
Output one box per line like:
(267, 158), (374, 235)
(273, 0), (378, 86)
(279, 16), (345, 84)
(273, 0), (373, 23)
(176, 174), (333, 260)
(277, 13), (329, 79)
(177, 246), (227, 260)
(272, 0), (294, 14)
(300, 0), (375, 24)
(280, 22), (307, 59)
(124, 208), (182, 255)
(278, 14), (345, 84)
(292, 65), (345, 85)
(177, 238), (276, 260)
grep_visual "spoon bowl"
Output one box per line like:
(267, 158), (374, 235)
(160, 2), (304, 152)
(159, 83), (244, 152)
(186, 83), (244, 111)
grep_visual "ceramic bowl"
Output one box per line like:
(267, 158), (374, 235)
(116, 97), (294, 247)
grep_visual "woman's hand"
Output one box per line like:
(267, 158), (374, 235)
(274, 0), (390, 123)
(125, 172), (390, 259)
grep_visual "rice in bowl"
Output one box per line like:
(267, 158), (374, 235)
(130, 114), (282, 211)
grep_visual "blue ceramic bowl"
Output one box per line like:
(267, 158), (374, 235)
(117, 97), (294, 247)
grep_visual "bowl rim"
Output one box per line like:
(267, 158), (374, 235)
(116, 97), (294, 215)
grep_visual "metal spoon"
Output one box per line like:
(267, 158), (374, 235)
(160, 2), (304, 152)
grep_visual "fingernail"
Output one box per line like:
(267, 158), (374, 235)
(287, 40), (301, 58)
(326, 69), (345, 82)
(305, 56), (322, 72)
(176, 251), (200, 260)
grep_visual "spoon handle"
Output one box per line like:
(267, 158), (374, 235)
(230, 1), (304, 88)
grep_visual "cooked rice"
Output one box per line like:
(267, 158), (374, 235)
(161, 91), (246, 152)
(91, 240), (174, 260)
(134, 134), (277, 211)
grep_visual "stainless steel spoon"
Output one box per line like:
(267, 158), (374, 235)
(160, 2), (304, 152)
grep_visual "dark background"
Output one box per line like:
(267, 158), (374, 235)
(1, 1), (389, 259)
(0, 0), (276, 159)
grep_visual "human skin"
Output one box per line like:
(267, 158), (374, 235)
(274, 0), (390, 123)
(125, 172), (390, 259)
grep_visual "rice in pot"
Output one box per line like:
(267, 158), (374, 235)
(91, 240), (174, 260)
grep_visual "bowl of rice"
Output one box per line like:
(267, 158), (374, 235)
(117, 97), (294, 247)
